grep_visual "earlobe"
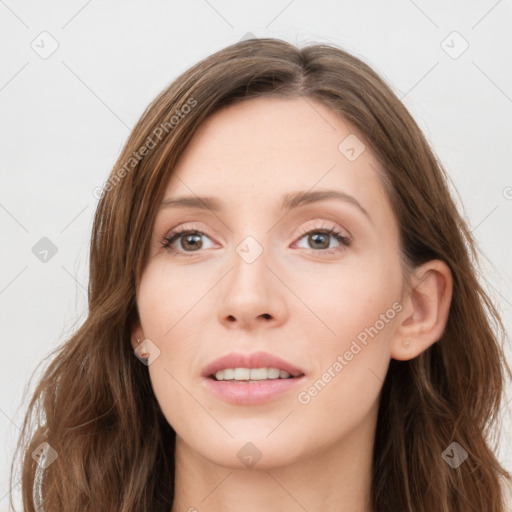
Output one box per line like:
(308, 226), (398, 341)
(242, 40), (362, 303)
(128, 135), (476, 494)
(130, 320), (145, 351)
(391, 260), (453, 361)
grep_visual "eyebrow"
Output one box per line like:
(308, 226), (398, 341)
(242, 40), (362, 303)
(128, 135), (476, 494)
(160, 189), (370, 219)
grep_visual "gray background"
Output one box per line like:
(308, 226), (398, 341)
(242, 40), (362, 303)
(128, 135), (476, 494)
(1, 1), (511, 509)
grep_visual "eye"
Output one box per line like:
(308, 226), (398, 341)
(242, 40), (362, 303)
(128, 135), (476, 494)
(161, 225), (215, 255)
(293, 222), (351, 255)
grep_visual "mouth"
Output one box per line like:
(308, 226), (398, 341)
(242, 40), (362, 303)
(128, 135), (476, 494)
(203, 370), (306, 405)
(201, 350), (305, 380)
(201, 351), (306, 404)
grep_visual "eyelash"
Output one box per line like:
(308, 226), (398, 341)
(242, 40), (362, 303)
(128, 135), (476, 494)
(161, 222), (351, 258)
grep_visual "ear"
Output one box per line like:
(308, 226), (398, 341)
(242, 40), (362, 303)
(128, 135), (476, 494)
(391, 259), (453, 361)
(130, 318), (146, 352)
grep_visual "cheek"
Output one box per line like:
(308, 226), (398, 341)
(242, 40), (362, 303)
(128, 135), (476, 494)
(136, 265), (204, 432)
(289, 247), (401, 344)
(291, 251), (400, 406)
(293, 265), (399, 436)
(137, 260), (206, 339)
(136, 264), (199, 396)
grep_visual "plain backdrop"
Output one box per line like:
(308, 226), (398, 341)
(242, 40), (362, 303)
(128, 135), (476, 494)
(1, 0), (511, 509)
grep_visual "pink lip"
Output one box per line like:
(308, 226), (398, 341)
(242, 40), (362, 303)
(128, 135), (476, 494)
(200, 351), (306, 405)
(202, 376), (306, 405)
(201, 351), (305, 378)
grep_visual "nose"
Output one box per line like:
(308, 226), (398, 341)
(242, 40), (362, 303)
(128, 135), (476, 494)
(217, 242), (287, 331)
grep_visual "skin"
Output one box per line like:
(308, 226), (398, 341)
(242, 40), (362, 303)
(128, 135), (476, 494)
(131, 96), (453, 512)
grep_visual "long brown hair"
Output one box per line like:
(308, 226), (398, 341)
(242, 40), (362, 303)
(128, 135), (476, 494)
(9, 37), (511, 511)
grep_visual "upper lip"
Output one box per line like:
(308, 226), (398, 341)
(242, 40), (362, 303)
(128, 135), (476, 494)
(201, 351), (305, 378)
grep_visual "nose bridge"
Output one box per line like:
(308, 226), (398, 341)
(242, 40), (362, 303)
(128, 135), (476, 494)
(230, 232), (271, 296)
(216, 229), (286, 327)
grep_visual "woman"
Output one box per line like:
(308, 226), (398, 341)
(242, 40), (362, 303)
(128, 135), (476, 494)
(9, 37), (511, 511)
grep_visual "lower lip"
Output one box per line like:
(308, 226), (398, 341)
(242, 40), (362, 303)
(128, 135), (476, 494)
(202, 376), (306, 405)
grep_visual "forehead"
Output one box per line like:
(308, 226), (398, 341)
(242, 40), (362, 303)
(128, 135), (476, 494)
(161, 96), (391, 220)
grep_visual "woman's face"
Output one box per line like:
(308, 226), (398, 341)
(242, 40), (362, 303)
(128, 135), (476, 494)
(134, 96), (405, 469)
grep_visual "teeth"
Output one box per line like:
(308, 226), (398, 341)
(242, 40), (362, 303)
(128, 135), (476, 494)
(267, 368), (280, 379)
(214, 367), (293, 381)
(234, 368), (250, 380)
